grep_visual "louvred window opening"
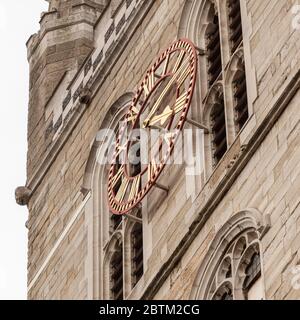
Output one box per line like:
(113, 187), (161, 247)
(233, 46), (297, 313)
(131, 222), (143, 288)
(211, 93), (227, 164)
(206, 14), (222, 87)
(110, 245), (123, 300)
(228, 0), (243, 54)
(233, 69), (248, 132)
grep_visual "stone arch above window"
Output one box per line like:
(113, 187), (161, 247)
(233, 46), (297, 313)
(190, 209), (270, 300)
(82, 92), (133, 249)
(212, 280), (233, 300)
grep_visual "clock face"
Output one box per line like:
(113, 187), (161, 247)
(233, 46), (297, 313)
(108, 39), (198, 214)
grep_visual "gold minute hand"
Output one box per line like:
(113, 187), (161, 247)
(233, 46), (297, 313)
(143, 59), (189, 127)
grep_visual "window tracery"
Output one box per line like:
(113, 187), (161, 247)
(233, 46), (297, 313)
(206, 230), (263, 300)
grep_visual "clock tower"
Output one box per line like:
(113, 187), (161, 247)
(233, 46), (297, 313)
(17, 0), (300, 301)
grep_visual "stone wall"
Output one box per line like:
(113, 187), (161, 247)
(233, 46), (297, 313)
(154, 88), (300, 299)
(26, 0), (300, 300)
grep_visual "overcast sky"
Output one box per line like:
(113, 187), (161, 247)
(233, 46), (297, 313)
(0, 1), (48, 300)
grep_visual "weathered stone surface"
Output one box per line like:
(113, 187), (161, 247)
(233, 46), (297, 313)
(24, 0), (300, 300)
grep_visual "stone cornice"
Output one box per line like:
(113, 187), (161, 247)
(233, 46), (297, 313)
(140, 70), (300, 299)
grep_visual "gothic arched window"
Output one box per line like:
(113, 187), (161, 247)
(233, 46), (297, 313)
(232, 64), (248, 133)
(206, 231), (263, 300)
(190, 211), (267, 300)
(195, 228), (264, 300)
(179, 0), (252, 175)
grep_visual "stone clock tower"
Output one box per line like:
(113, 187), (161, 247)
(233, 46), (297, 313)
(17, 0), (300, 300)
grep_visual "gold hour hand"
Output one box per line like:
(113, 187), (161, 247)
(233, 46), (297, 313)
(148, 106), (173, 126)
(148, 91), (188, 127)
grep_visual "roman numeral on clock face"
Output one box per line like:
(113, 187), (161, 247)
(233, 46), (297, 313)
(143, 70), (155, 95)
(148, 159), (158, 182)
(115, 142), (127, 158)
(177, 62), (190, 88)
(174, 91), (188, 113)
(128, 175), (141, 200)
(173, 51), (186, 73)
(163, 53), (170, 75)
(111, 165), (124, 187)
(115, 177), (130, 202)
(163, 131), (176, 146)
(126, 106), (139, 124)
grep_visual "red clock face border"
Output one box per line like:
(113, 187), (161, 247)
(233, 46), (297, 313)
(107, 38), (198, 215)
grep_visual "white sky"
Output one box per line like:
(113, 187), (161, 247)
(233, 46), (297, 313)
(0, 1), (48, 300)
